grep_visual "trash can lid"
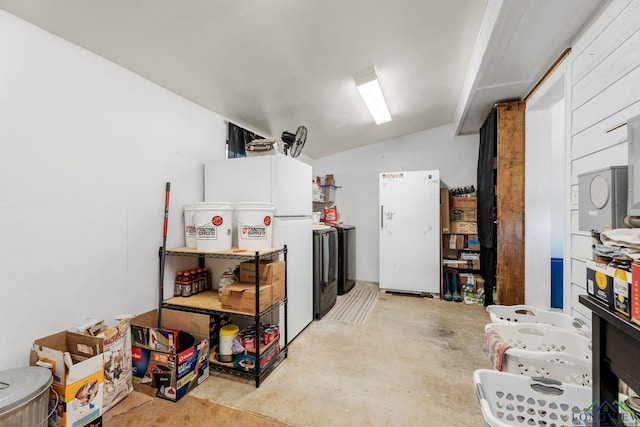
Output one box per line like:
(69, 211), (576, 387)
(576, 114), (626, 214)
(0, 367), (53, 416)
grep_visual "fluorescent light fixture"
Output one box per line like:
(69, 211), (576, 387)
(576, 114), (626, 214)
(356, 71), (392, 125)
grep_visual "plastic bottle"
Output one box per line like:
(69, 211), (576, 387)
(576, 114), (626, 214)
(190, 269), (199, 294)
(202, 267), (211, 290)
(196, 268), (205, 293)
(218, 267), (238, 302)
(181, 271), (192, 297)
(174, 271), (184, 297)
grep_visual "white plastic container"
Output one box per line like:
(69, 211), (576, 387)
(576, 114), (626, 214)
(473, 369), (592, 427)
(0, 367), (53, 426)
(218, 324), (239, 363)
(193, 203), (233, 252)
(486, 304), (591, 338)
(218, 268), (238, 302)
(234, 203), (275, 251)
(182, 204), (197, 248)
(484, 323), (592, 386)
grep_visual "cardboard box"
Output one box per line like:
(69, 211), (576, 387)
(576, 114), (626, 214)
(440, 188), (450, 233)
(468, 289), (498, 305)
(233, 343), (282, 372)
(130, 309), (209, 402)
(76, 317), (134, 413)
(450, 208), (477, 222)
(450, 197), (477, 208)
(463, 290), (484, 306)
(444, 234), (465, 250)
(632, 262), (640, 326)
(467, 235), (481, 251)
(324, 174), (335, 185)
(221, 282), (272, 314)
(458, 273), (485, 293)
(442, 248), (458, 260)
(586, 260), (631, 313)
(614, 270), (632, 317)
(271, 276), (285, 304)
(450, 221), (478, 234)
(239, 260), (284, 286)
(458, 258), (480, 270)
(239, 260), (285, 304)
(31, 332), (104, 427)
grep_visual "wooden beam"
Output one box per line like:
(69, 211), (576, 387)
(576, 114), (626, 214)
(523, 47), (572, 102)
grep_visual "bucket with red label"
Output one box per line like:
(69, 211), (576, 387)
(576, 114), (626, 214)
(234, 202), (275, 251)
(193, 203), (233, 252)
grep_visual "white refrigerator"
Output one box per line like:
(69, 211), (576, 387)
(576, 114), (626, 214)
(204, 155), (313, 343)
(379, 170), (440, 294)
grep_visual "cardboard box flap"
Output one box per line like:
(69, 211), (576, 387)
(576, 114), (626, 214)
(131, 310), (158, 329)
(222, 283), (255, 295)
(31, 331), (104, 386)
(67, 332), (104, 358)
(160, 309), (210, 337)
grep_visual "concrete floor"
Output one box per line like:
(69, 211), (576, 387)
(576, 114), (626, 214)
(191, 283), (492, 426)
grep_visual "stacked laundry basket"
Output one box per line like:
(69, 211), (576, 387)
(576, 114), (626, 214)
(475, 304), (594, 427)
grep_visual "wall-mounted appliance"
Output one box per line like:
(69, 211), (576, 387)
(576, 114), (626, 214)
(578, 166), (627, 232)
(627, 115), (640, 217)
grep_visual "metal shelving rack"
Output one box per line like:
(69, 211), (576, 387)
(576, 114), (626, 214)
(159, 246), (288, 388)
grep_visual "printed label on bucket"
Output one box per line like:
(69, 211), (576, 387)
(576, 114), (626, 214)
(212, 216), (224, 226)
(197, 226), (218, 240)
(241, 225), (267, 240)
(264, 216), (271, 226)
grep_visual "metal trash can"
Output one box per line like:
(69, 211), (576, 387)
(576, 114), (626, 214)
(0, 367), (53, 427)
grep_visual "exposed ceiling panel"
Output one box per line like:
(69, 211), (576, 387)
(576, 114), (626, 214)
(0, 0), (607, 158)
(455, 0), (607, 134)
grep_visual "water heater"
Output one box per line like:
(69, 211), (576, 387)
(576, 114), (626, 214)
(578, 166), (627, 232)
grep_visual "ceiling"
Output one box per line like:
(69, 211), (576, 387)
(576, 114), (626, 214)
(0, 0), (607, 158)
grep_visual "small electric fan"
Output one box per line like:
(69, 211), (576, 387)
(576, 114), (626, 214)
(281, 126), (307, 157)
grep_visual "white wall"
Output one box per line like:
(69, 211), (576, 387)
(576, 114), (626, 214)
(567, 0), (640, 321)
(525, 70), (567, 309)
(0, 11), (227, 370)
(313, 124), (479, 282)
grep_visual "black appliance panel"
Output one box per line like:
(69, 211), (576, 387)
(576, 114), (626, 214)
(335, 225), (356, 295)
(313, 228), (338, 319)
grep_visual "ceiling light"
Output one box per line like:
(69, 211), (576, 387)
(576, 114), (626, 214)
(355, 71), (392, 125)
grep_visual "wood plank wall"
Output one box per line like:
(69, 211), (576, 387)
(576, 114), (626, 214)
(496, 101), (526, 305)
(568, 0), (640, 321)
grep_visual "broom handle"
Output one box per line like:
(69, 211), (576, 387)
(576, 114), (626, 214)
(159, 182), (171, 325)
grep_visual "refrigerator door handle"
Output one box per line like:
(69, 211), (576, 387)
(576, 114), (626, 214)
(322, 233), (329, 283)
(381, 205), (383, 229)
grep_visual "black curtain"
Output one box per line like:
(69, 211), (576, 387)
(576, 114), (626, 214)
(227, 123), (262, 158)
(477, 108), (497, 306)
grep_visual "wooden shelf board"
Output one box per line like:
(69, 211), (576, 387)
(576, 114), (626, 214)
(166, 246), (283, 257)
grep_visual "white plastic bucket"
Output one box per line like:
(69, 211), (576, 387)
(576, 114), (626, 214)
(182, 204), (197, 248)
(234, 202), (275, 251)
(193, 203), (233, 252)
(217, 324), (239, 363)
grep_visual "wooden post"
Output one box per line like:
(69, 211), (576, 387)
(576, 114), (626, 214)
(496, 101), (526, 305)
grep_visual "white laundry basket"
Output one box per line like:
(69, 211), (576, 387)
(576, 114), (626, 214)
(484, 323), (592, 387)
(486, 304), (591, 338)
(474, 369), (593, 427)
